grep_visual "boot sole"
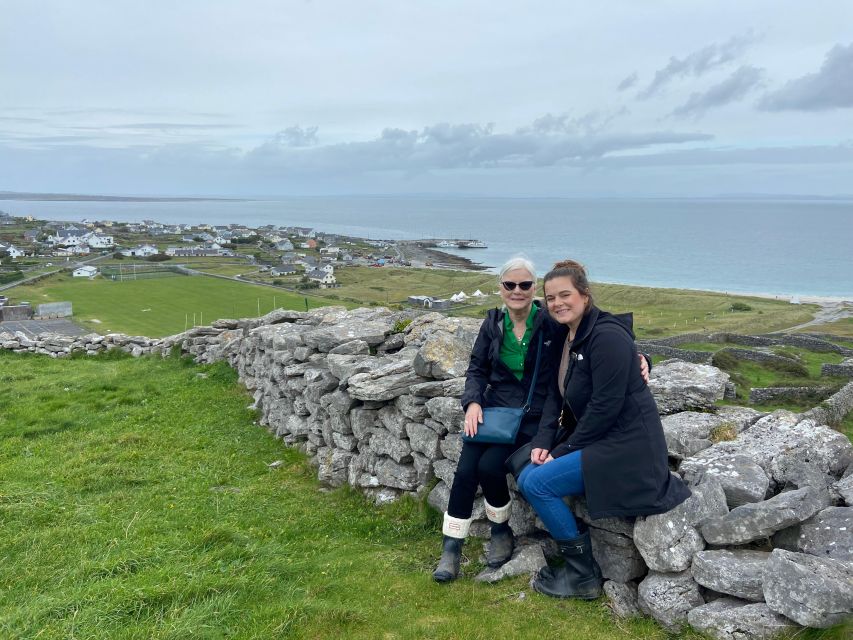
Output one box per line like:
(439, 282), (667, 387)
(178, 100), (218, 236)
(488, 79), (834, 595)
(433, 571), (457, 583)
(532, 579), (601, 600)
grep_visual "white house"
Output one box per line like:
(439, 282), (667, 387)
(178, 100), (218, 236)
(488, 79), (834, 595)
(320, 263), (334, 275)
(2, 244), (25, 259)
(48, 229), (87, 246)
(121, 244), (159, 257)
(306, 269), (337, 288)
(72, 265), (98, 278)
(86, 233), (114, 248)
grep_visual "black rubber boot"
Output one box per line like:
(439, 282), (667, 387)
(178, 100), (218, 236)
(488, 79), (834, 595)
(433, 535), (464, 583)
(532, 531), (602, 599)
(486, 521), (514, 568)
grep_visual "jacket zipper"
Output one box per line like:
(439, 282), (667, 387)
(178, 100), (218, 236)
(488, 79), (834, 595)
(562, 347), (579, 426)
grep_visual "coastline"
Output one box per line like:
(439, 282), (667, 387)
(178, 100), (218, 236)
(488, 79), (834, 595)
(412, 249), (852, 328)
(408, 248), (852, 306)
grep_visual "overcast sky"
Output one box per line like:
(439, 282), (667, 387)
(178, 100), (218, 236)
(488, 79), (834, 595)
(2, 0), (852, 197)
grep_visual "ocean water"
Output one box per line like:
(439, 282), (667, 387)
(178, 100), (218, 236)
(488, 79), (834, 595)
(2, 196), (851, 298)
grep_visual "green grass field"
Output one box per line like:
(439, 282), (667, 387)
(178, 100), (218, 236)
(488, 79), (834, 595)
(1, 350), (850, 639)
(3, 265), (820, 340)
(454, 281), (817, 339)
(310, 266), (499, 307)
(0, 351), (694, 640)
(5, 273), (344, 337)
(817, 318), (853, 338)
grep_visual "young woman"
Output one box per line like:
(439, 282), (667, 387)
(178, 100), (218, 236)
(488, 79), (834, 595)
(518, 260), (690, 599)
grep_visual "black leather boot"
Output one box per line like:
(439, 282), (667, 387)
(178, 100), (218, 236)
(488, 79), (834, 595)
(486, 521), (514, 568)
(532, 531), (602, 599)
(433, 535), (464, 583)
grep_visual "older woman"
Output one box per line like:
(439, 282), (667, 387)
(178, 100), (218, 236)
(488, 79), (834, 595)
(433, 256), (560, 582)
(518, 260), (691, 599)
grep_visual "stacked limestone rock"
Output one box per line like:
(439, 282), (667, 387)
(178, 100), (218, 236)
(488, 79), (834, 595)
(0, 329), (162, 357)
(606, 362), (853, 638)
(2, 307), (852, 638)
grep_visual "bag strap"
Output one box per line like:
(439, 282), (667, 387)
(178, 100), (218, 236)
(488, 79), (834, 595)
(522, 331), (544, 413)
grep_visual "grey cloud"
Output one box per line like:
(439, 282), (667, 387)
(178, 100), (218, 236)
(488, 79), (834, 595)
(671, 65), (765, 118)
(246, 119), (711, 174)
(639, 33), (755, 98)
(271, 125), (319, 147)
(617, 72), (638, 91)
(520, 110), (629, 137)
(759, 42), (853, 111)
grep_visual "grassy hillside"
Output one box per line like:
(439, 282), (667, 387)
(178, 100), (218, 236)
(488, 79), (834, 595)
(2, 351), (850, 639)
(0, 351), (690, 640)
(4, 265), (819, 339)
(4, 273), (344, 337)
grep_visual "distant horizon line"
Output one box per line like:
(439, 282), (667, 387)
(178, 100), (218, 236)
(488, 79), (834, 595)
(2, 190), (853, 203)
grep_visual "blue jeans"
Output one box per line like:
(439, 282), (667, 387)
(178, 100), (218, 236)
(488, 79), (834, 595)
(518, 450), (584, 539)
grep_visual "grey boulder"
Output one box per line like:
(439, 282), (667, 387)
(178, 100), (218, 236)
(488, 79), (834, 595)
(413, 332), (474, 380)
(681, 454), (770, 508)
(648, 361), (729, 415)
(638, 570), (704, 632)
(634, 478), (728, 572)
(763, 549), (853, 628)
(661, 406), (762, 459)
(700, 486), (827, 545)
(772, 506), (853, 562)
(589, 527), (647, 582)
(475, 544), (546, 583)
(691, 550), (770, 602)
(603, 581), (642, 619)
(687, 598), (798, 640)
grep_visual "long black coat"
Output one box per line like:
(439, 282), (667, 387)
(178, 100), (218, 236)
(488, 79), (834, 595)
(532, 306), (690, 519)
(460, 301), (562, 437)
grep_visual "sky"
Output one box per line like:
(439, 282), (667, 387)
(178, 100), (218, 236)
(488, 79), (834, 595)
(1, 0), (853, 197)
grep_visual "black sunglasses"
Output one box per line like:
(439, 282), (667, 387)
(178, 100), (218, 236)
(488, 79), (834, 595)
(501, 280), (535, 291)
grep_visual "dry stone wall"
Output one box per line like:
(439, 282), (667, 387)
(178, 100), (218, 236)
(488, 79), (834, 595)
(3, 307), (853, 639)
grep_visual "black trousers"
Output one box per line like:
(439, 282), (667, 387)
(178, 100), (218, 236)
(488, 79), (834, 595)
(447, 430), (533, 519)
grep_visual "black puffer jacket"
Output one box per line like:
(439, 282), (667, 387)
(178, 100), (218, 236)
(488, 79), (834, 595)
(460, 302), (562, 437)
(532, 306), (691, 519)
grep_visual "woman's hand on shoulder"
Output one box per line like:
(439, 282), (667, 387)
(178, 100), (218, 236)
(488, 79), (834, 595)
(464, 402), (483, 437)
(531, 447), (550, 464)
(638, 353), (650, 383)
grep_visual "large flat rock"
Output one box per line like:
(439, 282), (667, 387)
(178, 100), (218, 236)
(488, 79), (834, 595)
(634, 478), (727, 572)
(691, 550), (770, 602)
(661, 406), (763, 459)
(763, 549), (853, 628)
(648, 361), (729, 414)
(638, 570), (704, 632)
(687, 598), (798, 640)
(772, 506), (853, 562)
(700, 486), (826, 545)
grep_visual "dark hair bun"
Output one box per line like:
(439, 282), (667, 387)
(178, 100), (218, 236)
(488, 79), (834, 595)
(551, 259), (586, 275)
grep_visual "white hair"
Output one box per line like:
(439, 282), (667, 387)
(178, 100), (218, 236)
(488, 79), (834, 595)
(498, 255), (536, 282)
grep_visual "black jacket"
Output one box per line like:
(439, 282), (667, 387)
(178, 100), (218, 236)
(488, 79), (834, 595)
(532, 306), (691, 519)
(460, 302), (562, 437)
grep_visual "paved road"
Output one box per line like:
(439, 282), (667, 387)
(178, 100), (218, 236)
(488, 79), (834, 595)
(0, 318), (90, 339)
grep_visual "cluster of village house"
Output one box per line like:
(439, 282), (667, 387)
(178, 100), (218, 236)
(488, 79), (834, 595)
(0, 211), (405, 289)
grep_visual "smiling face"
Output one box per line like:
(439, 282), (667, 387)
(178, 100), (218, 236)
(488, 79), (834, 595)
(499, 267), (535, 314)
(544, 275), (589, 330)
